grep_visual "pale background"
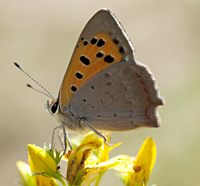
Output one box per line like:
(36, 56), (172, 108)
(1, 0), (200, 185)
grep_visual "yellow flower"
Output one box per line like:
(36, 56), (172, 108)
(16, 161), (35, 186)
(85, 133), (121, 166)
(27, 144), (68, 186)
(81, 157), (130, 186)
(66, 132), (122, 185)
(28, 144), (57, 173)
(16, 158), (57, 186)
(66, 132), (104, 185)
(67, 135), (156, 186)
(29, 156), (57, 186)
(17, 144), (67, 186)
(82, 134), (122, 186)
(17, 134), (157, 186)
(123, 138), (157, 186)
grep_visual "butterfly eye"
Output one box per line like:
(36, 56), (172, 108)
(50, 101), (59, 114)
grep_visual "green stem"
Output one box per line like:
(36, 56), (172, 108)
(94, 170), (106, 186)
(56, 177), (67, 186)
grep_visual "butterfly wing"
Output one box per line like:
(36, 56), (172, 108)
(59, 9), (135, 112)
(70, 60), (164, 131)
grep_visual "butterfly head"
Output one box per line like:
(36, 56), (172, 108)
(46, 99), (59, 116)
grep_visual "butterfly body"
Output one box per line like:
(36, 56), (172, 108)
(47, 8), (164, 137)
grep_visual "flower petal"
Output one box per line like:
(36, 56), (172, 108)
(81, 159), (130, 186)
(108, 155), (136, 173)
(28, 144), (57, 173)
(128, 138), (157, 186)
(16, 161), (35, 186)
(29, 155), (57, 186)
(67, 133), (103, 185)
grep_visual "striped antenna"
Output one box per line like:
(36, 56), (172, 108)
(14, 62), (55, 101)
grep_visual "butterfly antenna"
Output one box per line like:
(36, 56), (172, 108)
(26, 84), (53, 99)
(14, 62), (55, 101)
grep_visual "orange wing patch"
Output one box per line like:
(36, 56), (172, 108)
(60, 32), (126, 110)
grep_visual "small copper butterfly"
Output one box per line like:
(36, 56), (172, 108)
(15, 9), (164, 153)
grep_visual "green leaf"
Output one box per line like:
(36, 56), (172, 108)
(72, 168), (84, 186)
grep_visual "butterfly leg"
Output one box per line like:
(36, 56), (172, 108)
(66, 132), (73, 151)
(57, 130), (64, 150)
(62, 122), (67, 154)
(53, 124), (73, 155)
(51, 124), (62, 151)
(62, 122), (73, 154)
(81, 120), (111, 147)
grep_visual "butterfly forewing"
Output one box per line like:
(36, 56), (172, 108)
(59, 9), (135, 112)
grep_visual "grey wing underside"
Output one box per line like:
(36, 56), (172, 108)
(70, 60), (164, 132)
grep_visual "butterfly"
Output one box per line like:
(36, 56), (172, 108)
(37, 8), (164, 152)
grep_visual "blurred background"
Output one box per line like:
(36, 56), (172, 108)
(1, 0), (200, 185)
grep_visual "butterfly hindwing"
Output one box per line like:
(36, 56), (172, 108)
(70, 61), (164, 131)
(59, 9), (135, 112)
